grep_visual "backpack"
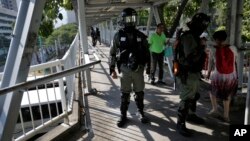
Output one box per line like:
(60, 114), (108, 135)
(215, 45), (234, 74)
(173, 29), (206, 76)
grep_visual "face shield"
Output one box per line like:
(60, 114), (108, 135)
(201, 20), (209, 29)
(123, 15), (137, 27)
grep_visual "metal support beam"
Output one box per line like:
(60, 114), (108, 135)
(0, 0), (46, 140)
(245, 67), (250, 124)
(146, 6), (153, 36)
(86, 15), (117, 19)
(77, 0), (88, 54)
(152, 6), (161, 24)
(229, 0), (237, 45)
(85, 11), (120, 15)
(235, 0), (244, 91)
(110, 19), (114, 45)
(85, 3), (151, 8)
(153, 0), (169, 6)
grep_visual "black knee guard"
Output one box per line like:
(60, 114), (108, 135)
(120, 93), (130, 117)
(189, 93), (200, 113)
(177, 100), (190, 123)
(134, 91), (144, 116)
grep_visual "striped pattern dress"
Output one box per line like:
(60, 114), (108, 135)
(208, 45), (238, 100)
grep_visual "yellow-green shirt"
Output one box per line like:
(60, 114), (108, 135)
(148, 32), (166, 53)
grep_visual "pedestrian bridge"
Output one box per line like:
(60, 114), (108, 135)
(0, 0), (249, 141)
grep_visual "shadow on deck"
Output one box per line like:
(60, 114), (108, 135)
(66, 43), (245, 141)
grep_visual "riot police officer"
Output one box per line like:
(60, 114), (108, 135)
(109, 8), (150, 128)
(176, 13), (210, 136)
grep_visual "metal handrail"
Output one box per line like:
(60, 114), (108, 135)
(0, 60), (101, 96)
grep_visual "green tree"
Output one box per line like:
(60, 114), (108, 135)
(39, 0), (73, 37)
(45, 23), (77, 46)
(137, 9), (149, 26)
(242, 0), (250, 42)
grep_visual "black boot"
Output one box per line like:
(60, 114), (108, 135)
(176, 122), (192, 137)
(186, 93), (205, 124)
(117, 93), (130, 127)
(117, 116), (127, 128)
(177, 100), (192, 136)
(134, 92), (149, 123)
(186, 114), (205, 124)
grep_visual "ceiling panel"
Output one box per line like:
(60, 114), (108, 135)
(84, 0), (167, 26)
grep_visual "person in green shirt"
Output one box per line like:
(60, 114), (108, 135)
(148, 23), (167, 85)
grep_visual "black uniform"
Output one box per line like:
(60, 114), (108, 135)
(109, 8), (150, 128)
(176, 13), (210, 137)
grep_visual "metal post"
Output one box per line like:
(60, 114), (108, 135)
(229, 0), (237, 45)
(0, 0), (46, 140)
(84, 54), (92, 92)
(110, 19), (113, 45)
(146, 6), (153, 36)
(77, 0), (93, 93)
(55, 40), (58, 59)
(104, 21), (107, 44)
(56, 65), (69, 125)
(152, 6), (161, 24)
(244, 67), (250, 124)
(77, 0), (88, 54)
(235, 0), (244, 90)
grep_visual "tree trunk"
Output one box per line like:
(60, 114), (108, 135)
(71, 0), (78, 24)
(199, 0), (210, 14)
(168, 0), (189, 38)
(158, 4), (166, 26)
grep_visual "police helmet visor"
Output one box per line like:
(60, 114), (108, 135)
(201, 20), (209, 29)
(124, 15), (137, 23)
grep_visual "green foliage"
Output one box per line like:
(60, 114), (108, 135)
(213, 0), (250, 42)
(242, 0), (250, 42)
(163, 1), (178, 27)
(137, 9), (149, 26)
(161, 0), (250, 42)
(39, 18), (54, 38)
(39, 0), (73, 38)
(45, 23), (78, 46)
(163, 0), (200, 29)
(213, 0), (227, 27)
(137, 9), (149, 17)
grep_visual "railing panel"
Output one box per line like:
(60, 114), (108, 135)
(0, 33), (102, 140)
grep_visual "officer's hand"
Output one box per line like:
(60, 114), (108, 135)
(112, 71), (118, 79)
(205, 74), (210, 80)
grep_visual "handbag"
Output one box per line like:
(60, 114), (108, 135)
(164, 45), (173, 57)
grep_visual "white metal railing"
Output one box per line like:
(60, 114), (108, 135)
(13, 35), (78, 141)
(0, 34), (101, 141)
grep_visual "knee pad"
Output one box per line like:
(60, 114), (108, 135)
(134, 91), (144, 100)
(121, 93), (130, 103)
(178, 100), (189, 112)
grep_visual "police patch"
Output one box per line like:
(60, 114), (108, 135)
(120, 37), (126, 41)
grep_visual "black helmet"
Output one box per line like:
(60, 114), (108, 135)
(187, 13), (210, 34)
(120, 8), (137, 27)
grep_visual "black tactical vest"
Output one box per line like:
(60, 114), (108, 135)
(117, 29), (148, 67)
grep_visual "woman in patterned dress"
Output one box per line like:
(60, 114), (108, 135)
(206, 30), (238, 122)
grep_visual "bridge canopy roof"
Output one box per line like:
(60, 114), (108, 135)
(84, 0), (162, 26)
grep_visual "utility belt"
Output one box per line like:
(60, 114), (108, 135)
(176, 63), (200, 84)
(121, 63), (144, 72)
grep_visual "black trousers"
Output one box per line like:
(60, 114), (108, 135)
(150, 52), (164, 81)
